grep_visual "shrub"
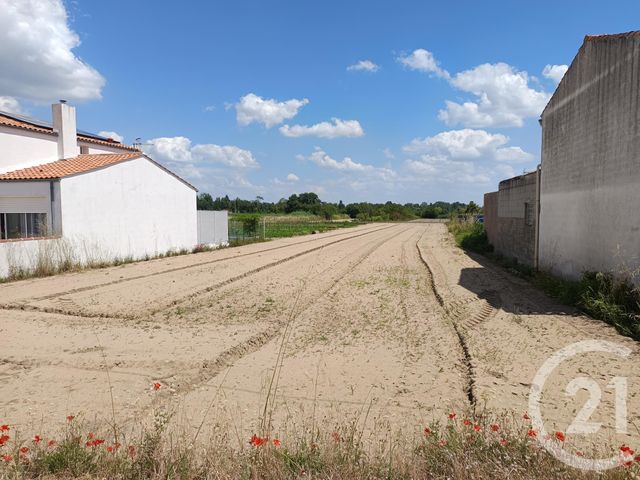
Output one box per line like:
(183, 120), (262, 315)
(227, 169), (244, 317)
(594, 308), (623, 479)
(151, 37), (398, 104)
(448, 219), (493, 254)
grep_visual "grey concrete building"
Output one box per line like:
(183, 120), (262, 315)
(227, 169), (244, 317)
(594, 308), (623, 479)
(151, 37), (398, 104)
(538, 31), (640, 281)
(484, 171), (539, 267)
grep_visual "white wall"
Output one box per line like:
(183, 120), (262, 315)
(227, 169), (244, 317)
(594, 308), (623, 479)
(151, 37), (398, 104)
(197, 210), (228, 245)
(79, 140), (136, 155)
(0, 127), (58, 173)
(60, 157), (197, 261)
(539, 37), (640, 282)
(0, 237), (73, 278)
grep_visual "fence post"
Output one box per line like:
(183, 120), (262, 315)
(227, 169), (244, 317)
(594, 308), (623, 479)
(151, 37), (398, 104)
(262, 217), (266, 239)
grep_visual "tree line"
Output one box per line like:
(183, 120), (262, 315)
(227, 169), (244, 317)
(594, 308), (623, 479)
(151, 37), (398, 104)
(197, 192), (481, 221)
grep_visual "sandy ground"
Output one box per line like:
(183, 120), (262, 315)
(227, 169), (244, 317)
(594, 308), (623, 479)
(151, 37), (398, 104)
(0, 222), (638, 452)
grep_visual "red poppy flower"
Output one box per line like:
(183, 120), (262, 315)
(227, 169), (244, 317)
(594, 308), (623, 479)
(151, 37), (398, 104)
(448, 412), (457, 420)
(423, 427), (431, 436)
(19, 447), (28, 454)
(88, 432), (94, 440)
(523, 412), (531, 420)
(555, 431), (566, 442)
(527, 429), (537, 437)
(438, 439), (448, 447)
(249, 434), (268, 447)
(0, 435), (9, 446)
(128, 445), (136, 457)
(47, 440), (56, 448)
(32, 435), (42, 444)
(500, 439), (508, 446)
(576, 451), (584, 457)
(0, 425), (9, 432)
(463, 419), (471, 426)
(272, 439), (281, 447)
(331, 432), (341, 443)
(86, 439), (105, 448)
(153, 382), (162, 391)
(473, 424), (481, 432)
(1, 455), (12, 463)
(620, 445), (635, 456)
(66, 415), (75, 422)
(490, 424), (500, 432)
(106, 446), (114, 453)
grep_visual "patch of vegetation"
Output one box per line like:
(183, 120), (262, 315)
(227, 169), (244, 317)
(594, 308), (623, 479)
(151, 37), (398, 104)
(479, 247), (640, 341)
(553, 271), (639, 340)
(448, 219), (493, 254)
(1, 411), (637, 479)
(198, 191), (479, 221)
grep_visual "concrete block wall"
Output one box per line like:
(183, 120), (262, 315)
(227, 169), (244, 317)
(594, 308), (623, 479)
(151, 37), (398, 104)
(539, 33), (640, 281)
(483, 172), (537, 266)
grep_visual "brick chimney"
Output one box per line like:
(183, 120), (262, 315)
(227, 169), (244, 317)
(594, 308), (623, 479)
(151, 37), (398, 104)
(52, 101), (79, 159)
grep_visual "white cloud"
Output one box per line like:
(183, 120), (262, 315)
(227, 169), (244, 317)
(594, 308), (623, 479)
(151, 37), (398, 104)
(542, 64), (568, 83)
(203, 105), (216, 112)
(383, 148), (395, 160)
(302, 147), (396, 180)
(405, 155), (491, 184)
(286, 173), (299, 182)
(0, 0), (105, 103)
(98, 130), (123, 143)
(402, 129), (535, 187)
(279, 118), (364, 138)
(143, 136), (258, 181)
(0, 96), (25, 114)
(397, 49), (449, 79)
(438, 63), (550, 127)
(347, 60), (380, 72)
(403, 129), (533, 163)
(235, 93), (309, 128)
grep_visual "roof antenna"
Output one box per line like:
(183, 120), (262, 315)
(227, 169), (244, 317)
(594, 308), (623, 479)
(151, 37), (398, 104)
(59, 99), (67, 104)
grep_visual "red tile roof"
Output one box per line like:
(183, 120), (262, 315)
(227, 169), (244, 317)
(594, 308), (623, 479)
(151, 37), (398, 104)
(0, 113), (139, 152)
(0, 114), (54, 135)
(0, 153), (197, 191)
(0, 153), (142, 180)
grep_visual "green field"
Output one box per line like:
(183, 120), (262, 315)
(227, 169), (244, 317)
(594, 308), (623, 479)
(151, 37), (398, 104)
(229, 214), (360, 240)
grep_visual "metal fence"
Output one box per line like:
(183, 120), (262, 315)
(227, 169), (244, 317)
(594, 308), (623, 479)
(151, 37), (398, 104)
(197, 210), (229, 245)
(228, 216), (357, 241)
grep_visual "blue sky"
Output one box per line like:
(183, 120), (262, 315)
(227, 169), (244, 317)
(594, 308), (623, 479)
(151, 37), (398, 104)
(2, 1), (639, 203)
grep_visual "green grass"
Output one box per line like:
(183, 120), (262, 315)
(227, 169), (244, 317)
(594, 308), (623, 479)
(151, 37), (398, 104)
(451, 223), (640, 342)
(229, 214), (361, 240)
(448, 219), (494, 254)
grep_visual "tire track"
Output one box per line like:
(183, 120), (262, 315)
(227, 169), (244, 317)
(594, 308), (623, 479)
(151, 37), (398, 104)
(19, 224), (387, 304)
(145, 225), (414, 412)
(0, 225), (397, 320)
(170, 223), (400, 318)
(415, 231), (477, 410)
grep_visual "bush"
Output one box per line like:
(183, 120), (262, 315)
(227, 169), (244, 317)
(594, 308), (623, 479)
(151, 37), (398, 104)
(448, 220), (493, 254)
(577, 272), (640, 339)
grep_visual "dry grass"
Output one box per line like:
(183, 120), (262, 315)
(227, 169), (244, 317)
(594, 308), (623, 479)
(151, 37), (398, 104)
(0, 410), (638, 479)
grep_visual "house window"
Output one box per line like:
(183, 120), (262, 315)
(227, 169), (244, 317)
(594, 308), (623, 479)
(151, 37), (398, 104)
(80, 145), (89, 154)
(524, 202), (534, 227)
(0, 213), (47, 240)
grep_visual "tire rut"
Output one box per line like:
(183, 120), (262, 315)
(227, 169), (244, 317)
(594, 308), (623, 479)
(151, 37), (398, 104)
(415, 231), (478, 410)
(0, 225), (396, 320)
(149, 225), (414, 410)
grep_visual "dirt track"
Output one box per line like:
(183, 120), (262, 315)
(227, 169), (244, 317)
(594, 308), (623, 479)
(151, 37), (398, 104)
(0, 223), (638, 448)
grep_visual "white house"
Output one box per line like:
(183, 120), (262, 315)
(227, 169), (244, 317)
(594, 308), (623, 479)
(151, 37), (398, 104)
(0, 102), (198, 277)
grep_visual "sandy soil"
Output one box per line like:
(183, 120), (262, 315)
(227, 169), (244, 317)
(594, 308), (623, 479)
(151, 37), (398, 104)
(0, 222), (637, 451)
